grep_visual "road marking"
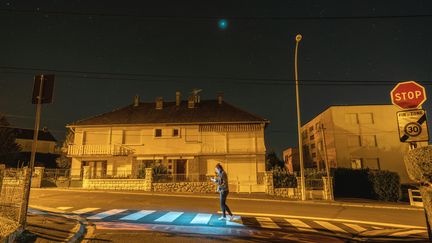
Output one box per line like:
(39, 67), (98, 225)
(315, 221), (348, 233)
(226, 216), (244, 227)
(255, 217), (280, 229)
(343, 223), (367, 232)
(389, 229), (427, 237)
(225, 211), (426, 229)
(72, 208), (100, 214)
(56, 207), (72, 210)
(120, 210), (155, 221)
(87, 209), (127, 220)
(190, 213), (212, 225)
(285, 219), (318, 232)
(154, 211), (184, 222)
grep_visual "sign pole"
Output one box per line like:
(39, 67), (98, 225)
(22, 75), (44, 226)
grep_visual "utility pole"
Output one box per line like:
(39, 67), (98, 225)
(320, 124), (333, 200)
(294, 34), (306, 201)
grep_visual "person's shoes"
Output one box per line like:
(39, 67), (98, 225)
(218, 216), (227, 221)
(228, 215), (235, 221)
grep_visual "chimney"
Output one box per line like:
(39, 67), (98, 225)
(217, 92), (223, 104)
(188, 96), (195, 108)
(176, 91), (181, 106)
(133, 95), (140, 107)
(155, 97), (163, 110)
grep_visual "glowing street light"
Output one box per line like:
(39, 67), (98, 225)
(294, 34), (306, 201)
(218, 19), (228, 30)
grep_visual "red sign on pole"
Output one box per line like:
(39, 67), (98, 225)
(390, 81), (427, 109)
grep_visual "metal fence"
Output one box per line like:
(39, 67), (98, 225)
(153, 174), (212, 183)
(0, 167), (30, 224)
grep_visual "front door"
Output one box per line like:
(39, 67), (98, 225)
(175, 159), (187, 174)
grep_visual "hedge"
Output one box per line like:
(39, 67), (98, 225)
(272, 167), (297, 188)
(333, 168), (400, 201)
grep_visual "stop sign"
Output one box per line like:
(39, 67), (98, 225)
(391, 81), (427, 109)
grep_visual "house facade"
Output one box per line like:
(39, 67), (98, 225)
(300, 104), (427, 184)
(67, 93), (269, 192)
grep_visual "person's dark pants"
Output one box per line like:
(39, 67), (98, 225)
(220, 191), (232, 217)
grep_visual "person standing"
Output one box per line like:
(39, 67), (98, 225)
(211, 163), (234, 221)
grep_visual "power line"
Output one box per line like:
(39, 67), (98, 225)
(1, 66), (431, 86)
(0, 8), (431, 21)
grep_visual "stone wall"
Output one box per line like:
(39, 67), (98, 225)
(274, 188), (299, 199)
(152, 182), (217, 193)
(83, 178), (150, 190)
(264, 171), (274, 195)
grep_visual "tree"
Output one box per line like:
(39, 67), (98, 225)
(265, 150), (285, 171)
(0, 114), (21, 166)
(56, 130), (73, 168)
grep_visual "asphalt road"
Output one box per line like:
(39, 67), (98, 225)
(28, 189), (428, 242)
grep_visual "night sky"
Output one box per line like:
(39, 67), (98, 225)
(0, 0), (431, 155)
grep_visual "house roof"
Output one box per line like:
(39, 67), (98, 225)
(13, 128), (57, 142)
(68, 100), (270, 126)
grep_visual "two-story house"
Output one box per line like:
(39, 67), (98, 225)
(67, 92), (269, 191)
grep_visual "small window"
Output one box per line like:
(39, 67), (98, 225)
(359, 113), (374, 124)
(312, 152), (317, 158)
(310, 135), (315, 140)
(172, 129), (179, 137)
(345, 113), (358, 124)
(347, 135), (361, 147)
(309, 126), (314, 132)
(310, 143), (316, 149)
(155, 129), (162, 137)
(351, 159), (362, 169)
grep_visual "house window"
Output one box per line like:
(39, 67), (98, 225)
(312, 152), (317, 158)
(363, 158), (380, 170)
(172, 129), (179, 137)
(155, 129), (162, 137)
(362, 135), (377, 147)
(351, 159), (362, 169)
(310, 135), (315, 140)
(347, 135), (361, 147)
(310, 143), (316, 149)
(345, 113), (358, 124)
(359, 113), (374, 124)
(309, 126), (314, 132)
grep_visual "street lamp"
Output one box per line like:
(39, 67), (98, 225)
(294, 34), (306, 201)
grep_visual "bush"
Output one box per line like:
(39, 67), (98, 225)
(273, 167), (297, 188)
(333, 168), (401, 201)
(369, 170), (401, 202)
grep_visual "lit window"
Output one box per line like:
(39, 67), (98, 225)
(173, 129), (179, 137)
(155, 129), (162, 137)
(351, 159), (362, 169)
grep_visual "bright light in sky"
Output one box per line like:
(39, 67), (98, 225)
(218, 19), (228, 30)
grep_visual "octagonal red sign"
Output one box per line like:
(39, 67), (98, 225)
(391, 81), (427, 109)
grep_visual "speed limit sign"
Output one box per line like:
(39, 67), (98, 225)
(397, 109), (429, 142)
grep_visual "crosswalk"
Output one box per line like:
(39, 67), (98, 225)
(55, 206), (427, 238)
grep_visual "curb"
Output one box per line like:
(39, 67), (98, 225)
(31, 188), (422, 211)
(28, 206), (88, 243)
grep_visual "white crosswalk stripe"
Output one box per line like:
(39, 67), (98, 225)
(87, 209), (127, 220)
(190, 213), (212, 224)
(255, 217), (280, 229)
(225, 216), (244, 227)
(343, 223), (367, 232)
(120, 210), (155, 221)
(389, 229), (427, 237)
(72, 208), (100, 214)
(154, 212), (184, 222)
(285, 219), (318, 232)
(314, 221), (348, 233)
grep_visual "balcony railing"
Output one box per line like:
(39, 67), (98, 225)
(68, 144), (134, 156)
